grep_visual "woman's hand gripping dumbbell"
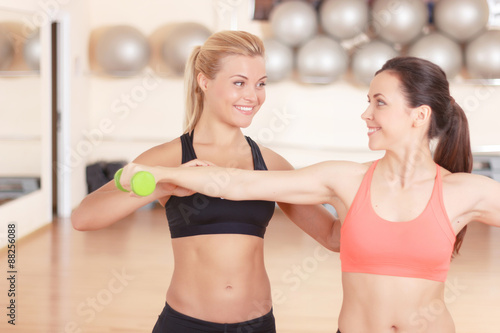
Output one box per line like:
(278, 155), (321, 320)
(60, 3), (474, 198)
(114, 160), (214, 197)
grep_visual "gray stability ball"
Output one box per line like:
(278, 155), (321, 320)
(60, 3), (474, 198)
(269, 1), (318, 47)
(263, 39), (294, 82)
(371, 0), (428, 45)
(352, 40), (399, 86)
(320, 0), (369, 40)
(296, 35), (348, 84)
(434, 0), (490, 43)
(95, 25), (151, 76)
(24, 31), (41, 71)
(161, 22), (211, 76)
(408, 32), (463, 79)
(466, 30), (500, 79)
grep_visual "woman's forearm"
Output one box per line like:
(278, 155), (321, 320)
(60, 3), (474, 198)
(159, 165), (266, 201)
(119, 161), (335, 205)
(155, 163), (332, 205)
(71, 181), (163, 231)
(279, 203), (341, 252)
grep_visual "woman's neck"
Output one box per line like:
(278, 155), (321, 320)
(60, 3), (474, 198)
(193, 116), (244, 147)
(380, 145), (436, 188)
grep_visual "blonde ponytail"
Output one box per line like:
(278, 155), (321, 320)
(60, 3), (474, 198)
(184, 46), (203, 133)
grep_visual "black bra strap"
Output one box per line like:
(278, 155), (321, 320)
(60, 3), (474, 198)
(245, 136), (268, 171)
(180, 131), (197, 163)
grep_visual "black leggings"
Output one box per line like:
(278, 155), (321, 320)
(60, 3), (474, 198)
(152, 302), (276, 333)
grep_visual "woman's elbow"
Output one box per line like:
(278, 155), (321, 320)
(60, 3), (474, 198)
(327, 240), (340, 253)
(327, 220), (341, 252)
(71, 209), (92, 231)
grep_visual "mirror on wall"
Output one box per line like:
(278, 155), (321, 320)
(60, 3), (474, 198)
(0, 8), (42, 205)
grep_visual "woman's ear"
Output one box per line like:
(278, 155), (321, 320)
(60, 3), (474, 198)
(413, 105), (432, 128)
(197, 72), (209, 92)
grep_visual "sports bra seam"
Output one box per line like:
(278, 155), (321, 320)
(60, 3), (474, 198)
(433, 166), (456, 243)
(341, 161), (377, 233)
(430, 205), (457, 246)
(344, 261), (443, 269)
(341, 268), (446, 280)
(174, 221), (266, 226)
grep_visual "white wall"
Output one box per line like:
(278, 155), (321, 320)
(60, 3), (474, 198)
(60, 0), (92, 210)
(0, 78), (42, 175)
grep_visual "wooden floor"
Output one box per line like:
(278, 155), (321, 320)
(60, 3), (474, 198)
(1, 205), (499, 333)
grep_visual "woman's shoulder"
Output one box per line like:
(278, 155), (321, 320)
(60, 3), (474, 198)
(442, 168), (485, 182)
(442, 169), (498, 189)
(441, 170), (500, 208)
(132, 136), (183, 167)
(256, 145), (293, 170)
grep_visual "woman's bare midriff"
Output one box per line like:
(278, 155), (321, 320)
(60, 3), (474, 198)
(166, 234), (271, 323)
(339, 272), (455, 333)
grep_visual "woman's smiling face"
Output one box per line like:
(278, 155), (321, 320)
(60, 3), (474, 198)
(200, 55), (267, 129)
(362, 71), (416, 151)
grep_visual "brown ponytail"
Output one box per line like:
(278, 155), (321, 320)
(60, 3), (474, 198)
(433, 100), (473, 174)
(377, 57), (473, 256)
(433, 100), (472, 256)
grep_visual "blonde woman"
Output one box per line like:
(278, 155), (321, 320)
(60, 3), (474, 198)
(119, 57), (500, 332)
(72, 30), (339, 333)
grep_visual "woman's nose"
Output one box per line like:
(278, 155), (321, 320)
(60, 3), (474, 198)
(361, 106), (373, 121)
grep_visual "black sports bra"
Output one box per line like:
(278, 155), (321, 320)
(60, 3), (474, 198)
(165, 132), (275, 238)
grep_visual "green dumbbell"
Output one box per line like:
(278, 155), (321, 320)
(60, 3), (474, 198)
(114, 168), (156, 197)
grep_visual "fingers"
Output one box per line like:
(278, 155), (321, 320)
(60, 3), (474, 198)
(114, 168), (129, 192)
(117, 160), (206, 197)
(116, 163), (157, 196)
(182, 159), (215, 167)
(117, 163), (138, 192)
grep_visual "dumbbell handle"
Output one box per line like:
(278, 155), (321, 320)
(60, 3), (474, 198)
(114, 168), (156, 197)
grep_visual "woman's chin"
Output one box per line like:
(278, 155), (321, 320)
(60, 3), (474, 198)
(367, 142), (384, 151)
(234, 118), (254, 129)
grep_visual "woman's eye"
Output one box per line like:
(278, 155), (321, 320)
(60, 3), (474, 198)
(258, 82), (266, 88)
(234, 81), (244, 87)
(377, 100), (386, 106)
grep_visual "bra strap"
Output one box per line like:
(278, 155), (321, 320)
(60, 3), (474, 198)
(180, 131), (197, 163)
(245, 136), (268, 171)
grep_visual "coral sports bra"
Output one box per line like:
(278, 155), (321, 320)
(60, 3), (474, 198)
(340, 160), (456, 282)
(165, 132), (275, 238)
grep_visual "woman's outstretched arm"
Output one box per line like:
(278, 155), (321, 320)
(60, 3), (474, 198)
(119, 161), (349, 206)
